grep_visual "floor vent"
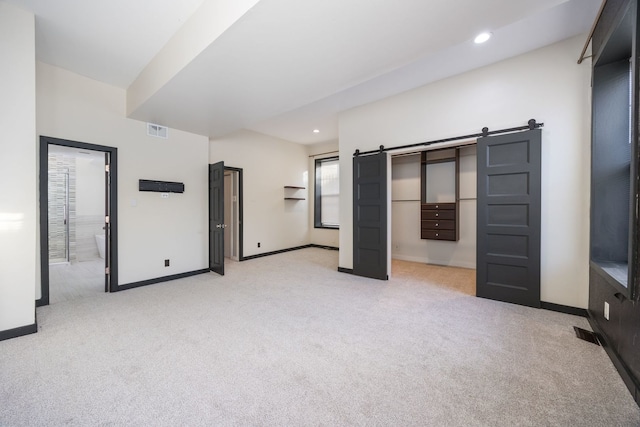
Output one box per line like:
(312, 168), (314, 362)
(573, 326), (600, 346)
(147, 123), (168, 139)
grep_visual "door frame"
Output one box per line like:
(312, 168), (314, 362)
(38, 136), (118, 306)
(223, 166), (243, 261)
(224, 169), (242, 261)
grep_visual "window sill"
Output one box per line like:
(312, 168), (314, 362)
(591, 260), (629, 296)
(314, 225), (339, 230)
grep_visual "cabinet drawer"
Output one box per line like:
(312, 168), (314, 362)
(421, 210), (455, 220)
(422, 202), (456, 210)
(421, 220), (455, 230)
(421, 229), (456, 240)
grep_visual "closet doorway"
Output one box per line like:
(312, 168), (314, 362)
(38, 136), (118, 306)
(390, 145), (477, 263)
(355, 127), (542, 308)
(389, 144), (477, 293)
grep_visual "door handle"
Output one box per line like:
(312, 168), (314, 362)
(216, 224), (227, 228)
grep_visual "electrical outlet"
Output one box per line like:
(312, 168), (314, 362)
(257, 242), (261, 248)
(604, 301), (610, 320)
(165, 259), (170, 267)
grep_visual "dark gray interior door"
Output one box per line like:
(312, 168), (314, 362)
(353, 152), (388, 280)
(209, 161), (225, 275)
(477, 129), (541, 307)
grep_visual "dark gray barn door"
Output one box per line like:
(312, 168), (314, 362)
(209, 161), (225, 275)
(477, 129), (541, 307)
(353, 152), (388, 280)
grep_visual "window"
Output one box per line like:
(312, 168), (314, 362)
(314, 157), (339, 229)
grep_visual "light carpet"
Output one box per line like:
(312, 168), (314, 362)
(1, 248), (639, 426)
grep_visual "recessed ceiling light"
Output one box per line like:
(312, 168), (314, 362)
(313, 129), (320, 133)
(474, 32), (492, 44)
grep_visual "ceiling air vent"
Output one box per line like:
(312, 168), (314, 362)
(147, 123), (168, 139)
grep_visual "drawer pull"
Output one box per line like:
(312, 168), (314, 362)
(436, 213), (439, 217)
(436, 233), (439, 237)
(436, 205), (439, 208)
(436, 223), (439, 227)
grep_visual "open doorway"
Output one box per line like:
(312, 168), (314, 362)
(224, 168), (241, 261)
(38, 136), (118, 306)
(389, 147), (477, 294)
(390, 146), (477, 269)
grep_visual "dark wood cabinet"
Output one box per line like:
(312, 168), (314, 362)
(420, 149), (459, 241)
(420, 203), (457, 241)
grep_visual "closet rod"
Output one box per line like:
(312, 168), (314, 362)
(578, 0), (607, 65)
(353, 119), (543, 157)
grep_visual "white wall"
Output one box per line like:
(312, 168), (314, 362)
(210, 130), (310, 257)
(37, 62), (210, 285)
(308, 140), (340, 248)
(0, 4), (36, 332)
(339, 35), (591, 308)
(391, 146), (476, 268)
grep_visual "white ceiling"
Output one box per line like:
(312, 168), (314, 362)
(5, 0), (206, 88)
(7, 0), (601, 145)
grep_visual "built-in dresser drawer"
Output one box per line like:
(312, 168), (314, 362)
(420, 203), (458, 241)
(421, 210), (456, 220)
(421, 230), (456, 241)
(423, 203), (456, 210)
(421, 220), (455, 230)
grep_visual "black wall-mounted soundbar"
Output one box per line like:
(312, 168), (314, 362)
(139, 179), (185, 193)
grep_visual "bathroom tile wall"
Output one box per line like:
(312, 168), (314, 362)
(48, 154), (76, 263)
